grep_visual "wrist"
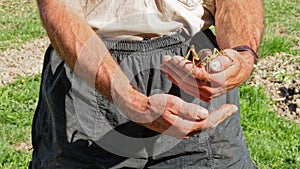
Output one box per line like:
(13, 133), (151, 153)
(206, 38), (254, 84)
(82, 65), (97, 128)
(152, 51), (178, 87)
(127, 87), (150, 112)
(235, 50), (256, 82)
(111, 82), (152, 121)
(93, 51), (151, 120)
(232, 46), (258, 67)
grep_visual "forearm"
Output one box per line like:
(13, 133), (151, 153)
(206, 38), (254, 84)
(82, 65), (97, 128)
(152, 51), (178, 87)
(37, 0), (93, 69)
(215, 0), (264, 52)
(37, 0), (148, 109)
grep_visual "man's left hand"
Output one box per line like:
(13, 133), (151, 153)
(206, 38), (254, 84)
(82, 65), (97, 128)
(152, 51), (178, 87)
(160, 49), (255, 102)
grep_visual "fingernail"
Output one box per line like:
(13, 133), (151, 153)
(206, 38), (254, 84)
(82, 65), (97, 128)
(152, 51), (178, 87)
(209, 59), (222, 72)
(197, 109), (209, 119)
(209, 56), (232, 73)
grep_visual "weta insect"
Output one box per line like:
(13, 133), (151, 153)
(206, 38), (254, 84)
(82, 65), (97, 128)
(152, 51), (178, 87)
(184, 45), (221, 71)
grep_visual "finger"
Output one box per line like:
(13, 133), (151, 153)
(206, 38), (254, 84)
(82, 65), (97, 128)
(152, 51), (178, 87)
(171, 103), (236, 138)
(161, 62), (193, 86)
(174, 82), (212, 102)
(156, 102), (203, 138)
(162, 58), (209, 87)
(193, 66), (228, 88)
(160, 64), (175, 79)
(160, 65), (180, 86)
(162, 55), (172, 63)
(166, 74), (179, 86)
(187, 104), (238, 137)
(147, 110), (188, 139)
(180, 102), (209, 120)
(166, 56), (204, 79)
(162, 55), (188, 69)
(162, 65), (213, 101)
(179, 81), (229, 101)
(208, 55), (233, 73)
(192, 66), (211, 82)
(164, 62), (227, 100)
(164, 115), (200, 139)
(166, 71), (213, 101)
(164, 55), (194, 74)
(204, 104), (238, 128)
(169, 55), (187, 65)
(161, 57), (216, 101)
(200, 85), (226, 98)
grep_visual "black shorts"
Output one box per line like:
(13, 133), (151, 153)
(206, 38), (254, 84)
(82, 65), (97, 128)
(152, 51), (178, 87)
(30, 30), (257, 169)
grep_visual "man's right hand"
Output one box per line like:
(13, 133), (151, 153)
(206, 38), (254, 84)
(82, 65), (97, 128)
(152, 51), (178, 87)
(143, 94), (238, 139)
(118, 92), (238, 139)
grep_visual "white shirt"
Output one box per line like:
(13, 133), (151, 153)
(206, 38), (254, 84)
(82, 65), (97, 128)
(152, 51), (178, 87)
(75, 0), (216, 37)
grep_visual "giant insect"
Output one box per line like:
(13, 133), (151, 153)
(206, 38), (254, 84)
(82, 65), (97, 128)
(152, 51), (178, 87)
(184, 45), (223, 72)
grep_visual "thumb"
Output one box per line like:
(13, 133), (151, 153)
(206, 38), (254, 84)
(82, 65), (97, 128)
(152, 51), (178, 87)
(204, 104), (238, 128)
(208, 55), (233, 73)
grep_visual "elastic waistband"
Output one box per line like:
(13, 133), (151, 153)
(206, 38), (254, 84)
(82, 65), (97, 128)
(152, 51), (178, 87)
(100, 31), (191, 52)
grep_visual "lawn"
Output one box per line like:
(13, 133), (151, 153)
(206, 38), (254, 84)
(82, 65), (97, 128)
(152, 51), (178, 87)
(0, 0), (299, 168)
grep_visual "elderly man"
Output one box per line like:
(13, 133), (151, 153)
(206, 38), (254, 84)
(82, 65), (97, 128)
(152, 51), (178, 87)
(31, 0), (263, 168)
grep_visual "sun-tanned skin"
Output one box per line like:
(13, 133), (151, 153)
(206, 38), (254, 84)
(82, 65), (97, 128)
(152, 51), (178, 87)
(160, 0), (264, 102)
(34, 0), (259, 139)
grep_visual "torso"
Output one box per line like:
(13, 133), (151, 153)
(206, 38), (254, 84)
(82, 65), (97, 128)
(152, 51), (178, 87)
(78, 0), (215, 37)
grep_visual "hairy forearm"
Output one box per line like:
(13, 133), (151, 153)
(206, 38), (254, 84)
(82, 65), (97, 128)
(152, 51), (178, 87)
(36, 0), (148, 109)
(215, 0), (264, 52)
(37, 0), (92, 68)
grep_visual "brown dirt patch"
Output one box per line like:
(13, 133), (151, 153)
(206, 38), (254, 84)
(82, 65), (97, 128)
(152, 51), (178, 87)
(247, 53), (300, 124)
(0, 37), (49, 86)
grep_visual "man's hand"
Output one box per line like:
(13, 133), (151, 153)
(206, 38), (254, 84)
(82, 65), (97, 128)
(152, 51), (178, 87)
(117, 91), (238, 139)
(144, 94), (238, 139)
(160, 49), (255, 102)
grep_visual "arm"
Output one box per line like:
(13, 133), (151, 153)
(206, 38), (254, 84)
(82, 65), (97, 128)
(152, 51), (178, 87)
(160, 0), (264, 101)
(196, 0), (264, 98)
(37, 0), (162, 119)
(215, 0), (264, 52)
(37, 0), (237, 138)
(36, 0), (134, 101)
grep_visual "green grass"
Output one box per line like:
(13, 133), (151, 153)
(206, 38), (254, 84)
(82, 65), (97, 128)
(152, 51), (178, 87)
(0, 76), (40, 168)
(260, 0), (300, 57)
(259, 36), (298, 57)
(240, 85), (300, 169)
(0, 0), (299, 168)
(0, 0), (45, 50)
(1, 78), (299, 168)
